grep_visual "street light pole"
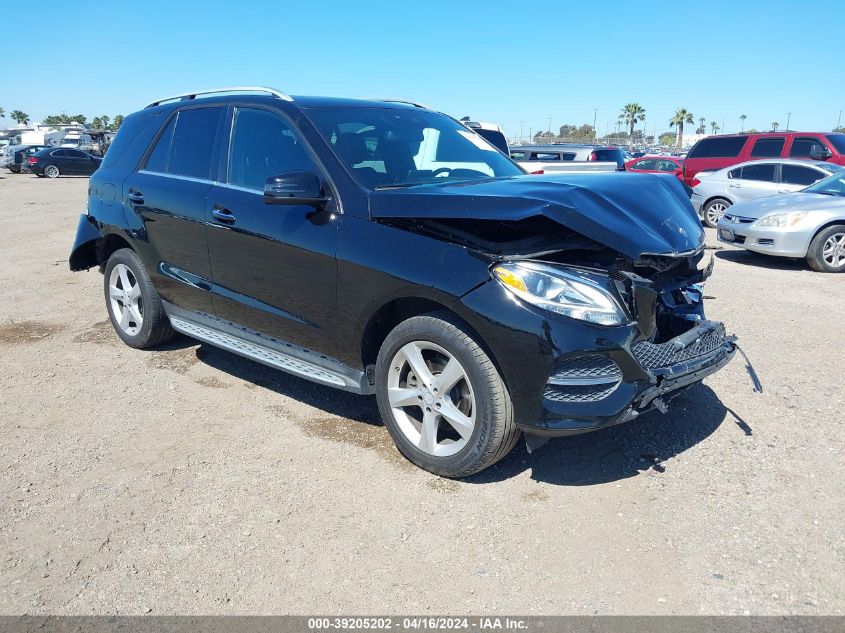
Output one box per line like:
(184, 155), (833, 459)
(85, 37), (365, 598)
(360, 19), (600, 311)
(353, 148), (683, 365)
(592, 108), (597, 138)
(786, 112), (792, 131)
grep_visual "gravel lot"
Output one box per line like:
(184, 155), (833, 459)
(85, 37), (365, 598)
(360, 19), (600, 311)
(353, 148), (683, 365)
(0, 174), (842, 616)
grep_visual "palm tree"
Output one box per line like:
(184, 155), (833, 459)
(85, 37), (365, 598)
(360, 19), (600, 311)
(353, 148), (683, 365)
(710, 121), (719, 135)
(669, 107), (694, 149)
(696, 116), (706, 134)
(619, 103), (646, 144)
(10, 110), (29, 125)
(0, 107), (5, 119)
(740, 114), (747, 132)
(771, 121), (779, 131)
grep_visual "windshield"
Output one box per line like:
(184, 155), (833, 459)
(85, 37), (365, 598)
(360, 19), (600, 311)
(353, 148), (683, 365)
(306, 107), (523, 189)
(804, 171), (845, 196)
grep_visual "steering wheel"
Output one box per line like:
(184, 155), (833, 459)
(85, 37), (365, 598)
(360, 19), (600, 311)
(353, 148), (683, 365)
(432, 167), (452, 177)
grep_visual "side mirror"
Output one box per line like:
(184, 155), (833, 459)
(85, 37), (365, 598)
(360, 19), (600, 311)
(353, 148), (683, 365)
(809, 146), (832, 160)
(264, 171), (329, 208)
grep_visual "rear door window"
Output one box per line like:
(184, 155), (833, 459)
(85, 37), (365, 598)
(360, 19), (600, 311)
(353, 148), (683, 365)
(687, 136), (746, 158)
(790, 137), (827, 157)
(750, 137), (785, 157)
(656, 160), (679, 172)
(144, 117), (176, 174)
(781, 164), (825, 186)
(632, 159), (657, 170)
(739, 163), (776, 182)
(168, 108), (225, 179)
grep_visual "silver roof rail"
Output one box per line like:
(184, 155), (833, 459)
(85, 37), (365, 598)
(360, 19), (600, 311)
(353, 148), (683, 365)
(145, 86), (293, 108)
(373, 98), (432, 110)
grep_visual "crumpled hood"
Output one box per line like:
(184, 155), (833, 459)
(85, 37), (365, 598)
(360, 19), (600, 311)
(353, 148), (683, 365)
(729, 192), (845, 219)
(369, 173), (704, 259)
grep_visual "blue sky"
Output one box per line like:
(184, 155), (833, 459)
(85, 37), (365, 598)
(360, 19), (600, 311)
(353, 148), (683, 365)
(1, 0), (843, 137)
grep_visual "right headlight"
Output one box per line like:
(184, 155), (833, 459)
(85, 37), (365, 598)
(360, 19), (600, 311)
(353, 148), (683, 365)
(492, 261), (627, 326)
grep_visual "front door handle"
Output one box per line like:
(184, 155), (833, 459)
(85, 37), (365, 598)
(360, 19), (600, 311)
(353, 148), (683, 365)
(127, 192), (144, 205)
(212, 206), (236, 224)
(728, 183), (742, 188)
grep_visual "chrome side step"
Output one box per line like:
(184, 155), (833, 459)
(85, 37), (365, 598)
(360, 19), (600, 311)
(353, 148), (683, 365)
(163, 303), (371, 394)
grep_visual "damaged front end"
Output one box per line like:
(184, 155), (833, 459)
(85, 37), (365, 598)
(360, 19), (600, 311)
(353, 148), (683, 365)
(370, 173), (752, 441)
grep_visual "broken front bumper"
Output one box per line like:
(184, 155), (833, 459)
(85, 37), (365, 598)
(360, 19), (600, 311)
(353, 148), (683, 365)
(533, 320), (736, 436)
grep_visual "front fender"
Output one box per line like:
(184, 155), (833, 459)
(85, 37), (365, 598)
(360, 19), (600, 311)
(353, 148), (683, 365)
(68, 214), (103, 271)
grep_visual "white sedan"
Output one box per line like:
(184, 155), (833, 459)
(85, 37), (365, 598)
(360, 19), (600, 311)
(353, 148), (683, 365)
(716, 171), (845, 272)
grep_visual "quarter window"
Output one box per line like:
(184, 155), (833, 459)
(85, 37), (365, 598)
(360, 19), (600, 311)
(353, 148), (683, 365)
(790, 137), (826, 157)
(781, 165), (825, 186)
(531, 152), (562, 161)
(687, 136), (746, 158)
(144, 117), (176, 174)
(739, 163), (776, 182)
(227, 107), (315, 191)
(750, 137), (785, 157)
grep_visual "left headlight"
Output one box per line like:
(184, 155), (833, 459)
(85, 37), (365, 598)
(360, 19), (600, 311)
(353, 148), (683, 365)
(492, 262), (627, 326)
(754, 211), (807, 227)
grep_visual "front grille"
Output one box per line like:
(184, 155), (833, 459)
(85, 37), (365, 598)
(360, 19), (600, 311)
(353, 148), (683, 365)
(757, 238), (774, 246)
(733, 235), (746, 244)
(544, 382), (619, 403)
(550, 355), (622, 382)
(723, 214), (755, 224)
(632, 326), (727, 370)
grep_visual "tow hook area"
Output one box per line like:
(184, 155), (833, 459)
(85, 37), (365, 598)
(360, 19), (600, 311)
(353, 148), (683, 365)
(730, 338), (763, 393)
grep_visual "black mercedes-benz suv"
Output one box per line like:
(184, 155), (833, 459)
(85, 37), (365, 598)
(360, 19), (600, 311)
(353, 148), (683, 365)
(69, 87), (736, 477)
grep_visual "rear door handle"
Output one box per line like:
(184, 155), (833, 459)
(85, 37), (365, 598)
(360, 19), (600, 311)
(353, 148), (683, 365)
(728, 183), (742, 188)
(212, 206), (236, 224)
(127, 192), (144, 205)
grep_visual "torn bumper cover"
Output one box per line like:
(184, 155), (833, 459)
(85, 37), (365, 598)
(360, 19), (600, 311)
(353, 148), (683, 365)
(534, 321), (736, 436)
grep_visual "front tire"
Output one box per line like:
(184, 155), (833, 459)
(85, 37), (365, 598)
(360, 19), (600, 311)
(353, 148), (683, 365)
(375, 313), (520, 478)
(806, 224), (845, 273)
(103, 248), (174, 348)
(703, 198), (731, 228)
(44, 164), (60, 178)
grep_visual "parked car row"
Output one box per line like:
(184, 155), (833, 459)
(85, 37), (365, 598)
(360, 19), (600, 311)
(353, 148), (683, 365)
(3, 144), (102, 177)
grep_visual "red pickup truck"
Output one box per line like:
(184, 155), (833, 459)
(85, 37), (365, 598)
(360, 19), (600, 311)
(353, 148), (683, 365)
(683, 132), (845, 185)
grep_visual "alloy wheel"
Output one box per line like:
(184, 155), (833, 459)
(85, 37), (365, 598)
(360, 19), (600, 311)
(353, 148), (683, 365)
(387, 341), (476, 457)
(707, 202), (727, 225)
(108, 263), (144, 335)
(44, 165), (59, 178)
(822, 232), (845, 269)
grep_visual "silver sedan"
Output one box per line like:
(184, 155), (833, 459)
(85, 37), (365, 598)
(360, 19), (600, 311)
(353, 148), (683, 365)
(691, 159), (841, 227)
(716, 171), (845, 272)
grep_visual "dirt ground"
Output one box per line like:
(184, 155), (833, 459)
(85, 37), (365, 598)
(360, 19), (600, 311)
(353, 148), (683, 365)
(0, 174), (842, 616)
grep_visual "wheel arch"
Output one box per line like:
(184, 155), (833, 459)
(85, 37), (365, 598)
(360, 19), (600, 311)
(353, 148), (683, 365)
(809, 218), (845, 244)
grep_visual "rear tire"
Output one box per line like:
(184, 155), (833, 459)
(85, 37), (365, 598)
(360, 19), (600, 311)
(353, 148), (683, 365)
(702, 198), (731, 228)
(375, 312), (520, 478)
(103, 248), (174, 348)
(806, 224), (845, 273)
(44, 164), (60, 178)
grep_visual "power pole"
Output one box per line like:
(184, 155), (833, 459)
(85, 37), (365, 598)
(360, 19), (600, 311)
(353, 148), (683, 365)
(548, 117), (552, 134)
(786, 112), (792, 131)
(838, 110), (842, 131)
(592, 108), (597, 137)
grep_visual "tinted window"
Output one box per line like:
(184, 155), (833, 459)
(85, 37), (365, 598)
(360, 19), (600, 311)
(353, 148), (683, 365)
(474, 129), (509, 154)
(687, 136), (746, 158)
(227, 107), (315, 191)
(102, 112), (161, 168)
(781, 165), (825, 186)
(790, 137), (826, 157)
(66, 149), (87, 158)
(593, 148), (624, 167)
(728, 167), (742, 179)
(826, 134), (845, 153)
(168, 108), (224, 179)
(656, 160), (679, 172)
(144, 117), (176, 174)
(531, 152), (561, 161)
(739, 163), (776, 182)
(631, 159), (657, 170)
(750, 137), (785, 157)
(510, 151), (527, 160)
(51, 149), (67, 157)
